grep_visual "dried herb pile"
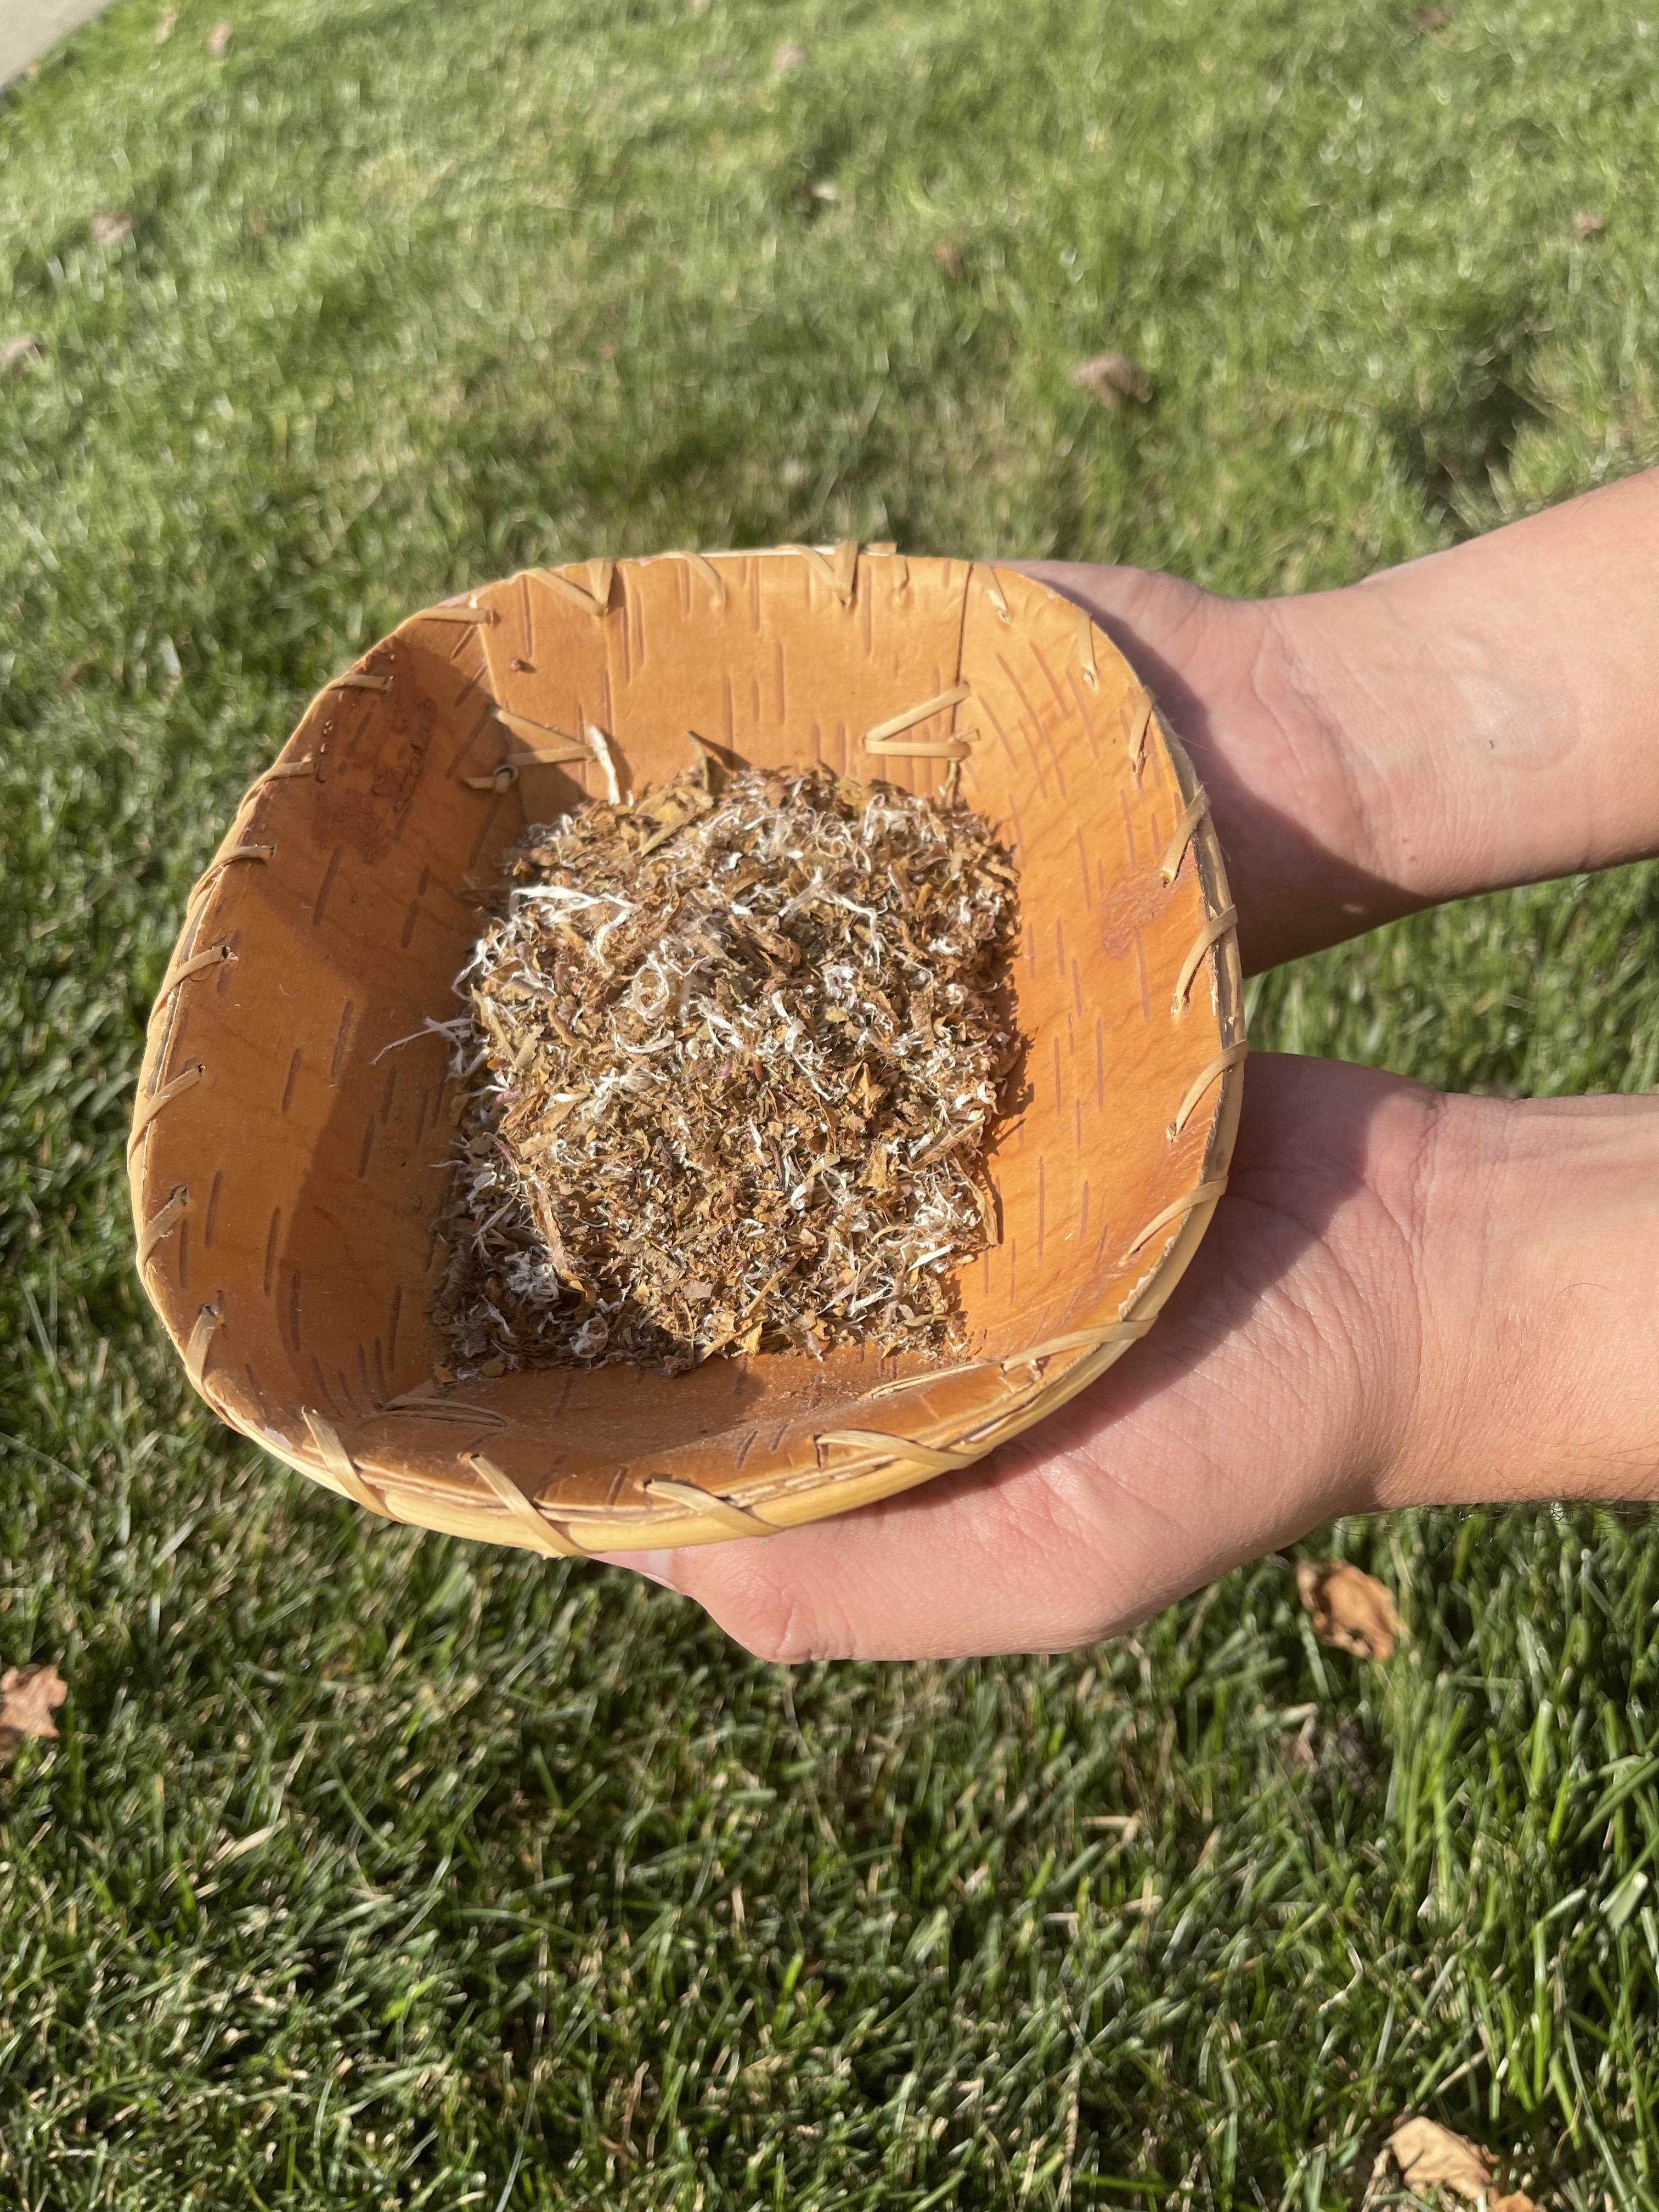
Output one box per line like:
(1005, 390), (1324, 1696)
(433, 760), (1020, 1376)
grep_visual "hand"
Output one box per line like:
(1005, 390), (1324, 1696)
(1010, 561), (1419, 973)
(605, 1056), (1441, 1658)
(607, 1062), (1659, 1659)
(1027, 467), (1659, 973)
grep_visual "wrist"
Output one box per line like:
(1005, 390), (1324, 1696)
(1268, 472), (1659, 926)
(1391, 1090), (1659, 1509)
(1249, 578), (1482, 935)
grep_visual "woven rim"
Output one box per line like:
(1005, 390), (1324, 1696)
(129, 546), (1244, 1553)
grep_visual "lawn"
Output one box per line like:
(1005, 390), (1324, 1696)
(4, 0), (1659, 2203)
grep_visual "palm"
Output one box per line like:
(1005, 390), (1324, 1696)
(663, 1057), (1433, 1660)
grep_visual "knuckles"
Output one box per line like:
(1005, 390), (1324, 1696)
(674, 1546), (860, 1664)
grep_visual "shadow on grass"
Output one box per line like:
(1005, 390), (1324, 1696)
(1392, 348), (1549, 539)
(1385, 300), (1551, 541)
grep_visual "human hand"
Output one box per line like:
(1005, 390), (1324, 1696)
(606, 1055), (1440, 1657)
(609, 1060), (1659, 1659)
(1011, 560), (1413, 974)
(1026, 469), (1659, 970)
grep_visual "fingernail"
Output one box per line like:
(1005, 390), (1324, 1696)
(594, 1548), (676, 1589)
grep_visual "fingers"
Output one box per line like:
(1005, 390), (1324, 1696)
(601, 1057), (1439, 1661)
(637, 1370), (1313, 1661)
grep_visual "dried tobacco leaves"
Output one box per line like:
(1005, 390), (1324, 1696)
(432, 760), (1020, 1377)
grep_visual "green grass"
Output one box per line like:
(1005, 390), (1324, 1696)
(5, 0), (1659, 2202)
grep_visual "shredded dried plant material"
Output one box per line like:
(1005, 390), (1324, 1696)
(432, 760), (1020, 1376)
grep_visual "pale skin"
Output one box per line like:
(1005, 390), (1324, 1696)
(599, 467), (1659, 1660)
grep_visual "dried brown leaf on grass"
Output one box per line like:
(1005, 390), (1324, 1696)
(91, 209), (134, 246)
(155, 10), (178, 40)
(0, 1664), (67, 1762)
(1070, 352), (1152, 407)
(207, 19), (232, 55)
(1386, 2118), (1539, 2211)
(1296, 1559), (1402, 1658)
(1572, 209), (1605, 240)
(1, 336), (44, 377)
(932, 241), (963, 280)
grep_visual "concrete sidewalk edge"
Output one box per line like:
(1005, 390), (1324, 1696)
(2, 0), (118, 89)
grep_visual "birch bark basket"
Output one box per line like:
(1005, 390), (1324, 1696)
(130, 546), (1244, 1556)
